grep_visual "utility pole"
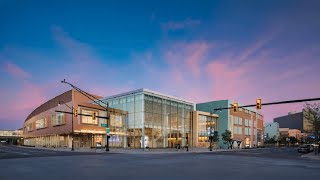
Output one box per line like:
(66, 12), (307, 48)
(58, 101), (75, 151)
(60, 79), (110, 151)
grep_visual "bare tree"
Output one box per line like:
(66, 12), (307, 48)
(303, 103), (320, 143)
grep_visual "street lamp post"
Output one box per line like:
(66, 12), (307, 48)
(58, 101), (74, 151)
(106, 102), (109, 152)
(207, 116), (214, 151)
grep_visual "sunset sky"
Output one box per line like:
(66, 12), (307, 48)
(1, 0), (320, 129)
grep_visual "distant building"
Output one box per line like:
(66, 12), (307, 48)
(273, 111), (313, 133)
(196, 100), (264, 149)
(279, 128), (290, 139)
(264, 122), (280, 140)
(0, 129), (23, 137)
(0, 129), (23, 145)
(288, 129), (301, 141)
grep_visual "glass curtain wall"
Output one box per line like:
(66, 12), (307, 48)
(103, 92), (193, 148)
(144, 94), (193, 148)
(103, 93), (143, 148)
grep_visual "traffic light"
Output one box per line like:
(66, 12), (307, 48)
(92, 112), (97, 120)
(256, 99), (262, 109)
(73, 109), (78, 117)
(233, 103), (239, 113)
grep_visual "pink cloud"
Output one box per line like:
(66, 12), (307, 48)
(237, 26), (283, 63)
(206, 60), (251, 101)
(164, 41), (210, 79)
(0, 82), (47, 124)
(186, 42), (209, 77)
(4, 62), (31, 79)
(155, 36), (320, 125)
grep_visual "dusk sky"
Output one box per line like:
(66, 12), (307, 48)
(1, 0), (320, 130)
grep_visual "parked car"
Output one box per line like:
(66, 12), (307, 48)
(297, 144), (314, 153)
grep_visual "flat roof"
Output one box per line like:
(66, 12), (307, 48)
(100, 88), (195, 105)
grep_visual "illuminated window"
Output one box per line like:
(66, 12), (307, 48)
(81, 109), (98, 124)
(52, 113), (65, 126)
(36, 118), (47, 129)
(26, 123), (33, 132)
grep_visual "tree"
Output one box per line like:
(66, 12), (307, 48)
(270, 136), (276, 144)
(289, 137), (297, 145)
(212, 131), (219, 143)
(304, 103), (320, 143)
(221, 130), (232, 149)
(264, 134), (276, 145)
(264, 134), (270, 144)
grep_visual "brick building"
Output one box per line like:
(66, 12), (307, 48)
(197, 100), (264, 148)
(22, 89), (127, 148)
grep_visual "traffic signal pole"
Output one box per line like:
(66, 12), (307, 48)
(71, 105), (74, 151)
(214, 97), (320, 111)
(60, 79), (111, 152)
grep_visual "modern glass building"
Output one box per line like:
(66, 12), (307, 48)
(99, 89), (195, 148)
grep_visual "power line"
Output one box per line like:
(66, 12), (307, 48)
(61, 79), (108, 111)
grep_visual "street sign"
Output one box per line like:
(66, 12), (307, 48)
(101, 123), (108, 127)
(106, 128), (110, 135)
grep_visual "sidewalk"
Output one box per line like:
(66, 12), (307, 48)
(19, 145), (241, 154)
(106, 147), (236, 154)
(301, 152), (320, 160)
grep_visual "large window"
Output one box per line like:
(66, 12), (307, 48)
(233, 126), (242, 135)
(245, 119), (251, 126)
(198, 115), (208, 142)
(52, 113), (65, 126)
(245, 127), (251, 135)
(110, 114), (122, 127)
(36, 118), (47, 129)
(81, 109), (98, 125)
(26, 123), (33, 132)
(234, 116), (242, 125)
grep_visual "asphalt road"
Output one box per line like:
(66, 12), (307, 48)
(213, 147), (304, 160)
(0, 144), (310, 160)
(0, 151), (319, 180)
(0, 144), (100, 159)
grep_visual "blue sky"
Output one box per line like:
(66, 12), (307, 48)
(1, 0), (320, 129)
